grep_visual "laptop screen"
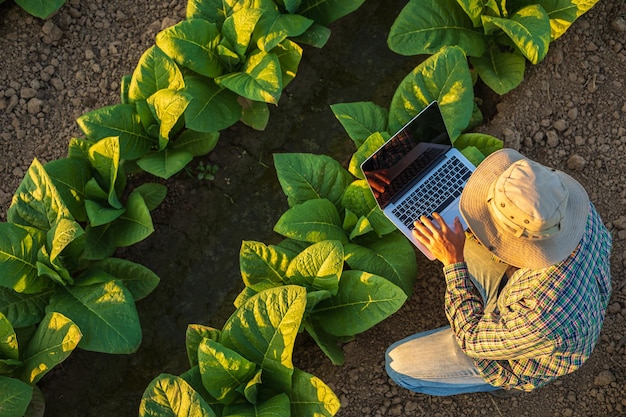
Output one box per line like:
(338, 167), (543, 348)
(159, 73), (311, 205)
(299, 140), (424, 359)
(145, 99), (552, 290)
(361, 101), (452, 209)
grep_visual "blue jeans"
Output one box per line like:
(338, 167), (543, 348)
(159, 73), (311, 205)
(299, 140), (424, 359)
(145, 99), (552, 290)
(385, 238), (508, 396)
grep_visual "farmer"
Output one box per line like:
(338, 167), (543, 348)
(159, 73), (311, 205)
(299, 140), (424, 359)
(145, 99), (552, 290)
(385, 148), (612, 396)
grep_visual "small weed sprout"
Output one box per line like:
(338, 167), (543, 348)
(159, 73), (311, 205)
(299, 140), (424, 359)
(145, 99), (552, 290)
(195, 161), (219, 181)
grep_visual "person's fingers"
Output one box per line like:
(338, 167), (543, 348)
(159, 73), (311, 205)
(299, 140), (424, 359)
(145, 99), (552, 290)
(454, 216), (464, 233)
(432, 212), (448, 233)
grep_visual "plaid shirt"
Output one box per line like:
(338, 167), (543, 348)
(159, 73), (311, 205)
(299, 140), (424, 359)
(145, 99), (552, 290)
(443, 204), (612, 391)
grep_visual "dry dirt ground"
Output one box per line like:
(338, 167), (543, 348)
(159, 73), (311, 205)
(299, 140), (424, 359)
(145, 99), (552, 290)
(1, 1), (625, 417)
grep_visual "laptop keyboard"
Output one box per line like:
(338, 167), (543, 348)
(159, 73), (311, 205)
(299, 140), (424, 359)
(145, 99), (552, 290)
(391, 156), (472, 229)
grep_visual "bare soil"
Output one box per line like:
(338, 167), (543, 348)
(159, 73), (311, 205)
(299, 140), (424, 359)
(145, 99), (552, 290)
(0, 1), (625, 416)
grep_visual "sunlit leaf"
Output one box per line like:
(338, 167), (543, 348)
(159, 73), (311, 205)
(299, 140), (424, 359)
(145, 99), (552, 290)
(274, 199), (348, 244)
(198, 338), (256, 404)
(273, 153), (352, 208)
(0, 223), (48, 294)
(221, 286), (306, 392)
(312, 270), (407, 337)
(331, 102), (388, 148)
(18, 311), (81, 384)
(139, 373), (216, 417)
(344, 232), (418, 296)
(286, 240), (343, 295)
(156, 19), (223, 78)
(290, 368), (340, 417)
(240, 240), (290, 288)
(47, 280), (141, 354)
(388, 0), (487, 57)
(482, 4), (551, 64)
(388, 46), (474, 140)
(129, 45), (186, 102)
(183, 76), (242, 133)
(77, 104), (153, 160)
(215, 50), (282, 104)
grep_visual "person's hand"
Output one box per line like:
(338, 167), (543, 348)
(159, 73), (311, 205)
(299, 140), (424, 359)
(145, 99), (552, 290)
(412, 213), (466, 266)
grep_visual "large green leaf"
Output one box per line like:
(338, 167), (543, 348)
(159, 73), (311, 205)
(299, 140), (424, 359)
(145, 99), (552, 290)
(0, 223), (48, 294)
(290, 368), (340, 417)
(198, 338), (257, 404)
(79, 257), (160, 301)
(77, 104), (153, 160)
(83, 189), (155, 260)
(543, 0), (597, 41)
(172, 132), (219, 161)
(139, 373), (216, 417)
(470, 46), (526, 95)
(44, 157), (92, 223)
(292, 22), (331, 48)
(220, 286), (306, 392)
(223, 393), (290, 417)
(239, 97), (270, 130)
(88, 136), (124, 210)
(344, 233), (418, 296)
(285, 240), (343, 295)
(18, 311), (81, 384)
(330, 101), (388, 148)
(186, 324), (221, 367)
(215, 50), (282, 104)
(47, 280), (141, 354)
(482, 4), (551, 64)
(128, 45), (185, 102)
(0, 288), (52, 328)
(254, 10), (313, 52)
(340, 180), (395, 236)
(132, 183), (168, 211)
(147, 89), (192, 146)
(14, 0), (64, 19)
(0, 313), (18, 360)
(7, 159), (74, 232)
(0, 375), (32, 417)
(347, 132), (388, 179)
(388, 46), (474, 140)
(387, 0), (487, 57)
(274, 39), (302, 88)
(156, 19), (223, 78)
(222, 8), (263, 57)
(183, 76), (242, 133)
(273, 153), (352, 208)
(312, 270), (407, 337)
(137, 149), (194, 179)
(186, 0), (255, 24)
(453, 132), (503, 156)
(302, 320), (345, 365)
(297, 0), (366, 26)
(273, 199), (348, 244)
(240, 240), (290, 289)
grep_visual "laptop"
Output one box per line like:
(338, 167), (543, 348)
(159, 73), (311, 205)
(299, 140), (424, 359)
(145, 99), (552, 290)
(360, 101), (475, 260)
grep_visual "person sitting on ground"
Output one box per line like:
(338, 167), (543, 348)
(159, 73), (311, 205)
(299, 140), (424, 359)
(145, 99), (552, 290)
(385, 148), (612, 396)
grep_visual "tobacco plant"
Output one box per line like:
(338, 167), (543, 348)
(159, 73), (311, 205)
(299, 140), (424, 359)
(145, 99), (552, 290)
(388, 0), (599, 94)
(333, 45), (504, 167)
(76, 0), (366, 179)
(139, 285), (340, 417)
(245, 151), (422, 366)
(0, 143), (163, 415)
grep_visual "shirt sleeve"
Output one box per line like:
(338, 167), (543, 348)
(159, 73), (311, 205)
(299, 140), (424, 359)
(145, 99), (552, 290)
(443, 262), (557, 361)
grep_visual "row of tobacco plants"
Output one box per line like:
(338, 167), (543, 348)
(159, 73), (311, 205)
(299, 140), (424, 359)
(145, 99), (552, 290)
(0, 0), (597, 416)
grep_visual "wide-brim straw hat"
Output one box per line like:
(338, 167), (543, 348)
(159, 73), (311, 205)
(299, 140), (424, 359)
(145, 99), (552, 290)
(459, 148), (589, 269)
